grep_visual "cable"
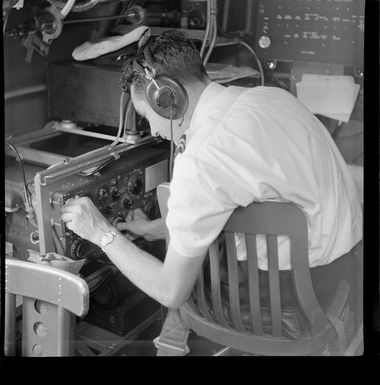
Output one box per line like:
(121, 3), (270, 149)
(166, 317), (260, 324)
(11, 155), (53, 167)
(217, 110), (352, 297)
(5, 140), (32, 208)
(200, 0), (212, 59)
(110, 91), (127, 147)
(203, 8), (217, 66)
(236, 40), (264, 87)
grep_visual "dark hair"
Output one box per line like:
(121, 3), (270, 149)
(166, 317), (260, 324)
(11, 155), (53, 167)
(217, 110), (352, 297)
(120, 30), (208, 94)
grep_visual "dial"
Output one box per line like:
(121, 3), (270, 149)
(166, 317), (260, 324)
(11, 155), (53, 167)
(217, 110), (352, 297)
(120, 194), (132, 209)
(111, 188), (120, 201)
(258, 35), (271, 49)
(144, 200), (159, 220)
(95, 184), (110, 205)
(127, 172), (143, 197)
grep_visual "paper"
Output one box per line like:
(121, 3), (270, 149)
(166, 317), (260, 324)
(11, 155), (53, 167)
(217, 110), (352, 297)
(206, 62), (260, 83)
(296, 74), (360, 123)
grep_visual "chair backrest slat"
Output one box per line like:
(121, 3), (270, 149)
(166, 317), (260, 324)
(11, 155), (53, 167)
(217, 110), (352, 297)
(209, 240), (229, 328)
(245, 234), (264, 335)
(195, 264), (213, 322)
(267, 235), (282, 336)
(225, 232), (246, 332)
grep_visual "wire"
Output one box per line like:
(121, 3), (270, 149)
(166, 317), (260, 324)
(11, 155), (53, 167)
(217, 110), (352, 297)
(200, 0), (212, 59)
(236, 40), (264, 86)
(5, 140), (32, 208)
(203, 8), (217, 66)
(110, 91), (127, 147)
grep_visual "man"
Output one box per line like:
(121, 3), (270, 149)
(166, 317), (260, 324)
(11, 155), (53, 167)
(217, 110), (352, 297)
(61, 31), (362, 315)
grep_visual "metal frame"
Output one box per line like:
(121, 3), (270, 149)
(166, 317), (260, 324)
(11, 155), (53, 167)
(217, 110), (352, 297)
(75, 309), (162, 356)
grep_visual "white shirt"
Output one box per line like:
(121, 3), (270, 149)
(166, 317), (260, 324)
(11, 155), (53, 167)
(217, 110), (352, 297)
(166, 82), (362, 270)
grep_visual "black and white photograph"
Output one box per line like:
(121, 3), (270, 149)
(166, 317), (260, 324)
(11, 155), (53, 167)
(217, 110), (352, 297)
(2, 0), (378, 363)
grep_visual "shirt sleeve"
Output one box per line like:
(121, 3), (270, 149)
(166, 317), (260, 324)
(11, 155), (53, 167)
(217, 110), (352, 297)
(166, 152), (237, 257)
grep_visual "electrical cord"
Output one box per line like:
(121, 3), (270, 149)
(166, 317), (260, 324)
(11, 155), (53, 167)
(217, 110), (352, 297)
(110, 91), (127, 147)
(200, 0), (212, 59)
(203, 9), (217, 66)
(236, 40), (264, 87)
(5, 140), (32, 208)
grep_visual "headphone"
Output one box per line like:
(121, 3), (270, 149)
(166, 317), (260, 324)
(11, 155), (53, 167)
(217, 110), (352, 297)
(132, 30), (189, 120)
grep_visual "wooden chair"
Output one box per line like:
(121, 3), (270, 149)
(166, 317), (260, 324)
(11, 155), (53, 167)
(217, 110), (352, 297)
(157, 182), (359, 355)
(4, 258), (89, 356)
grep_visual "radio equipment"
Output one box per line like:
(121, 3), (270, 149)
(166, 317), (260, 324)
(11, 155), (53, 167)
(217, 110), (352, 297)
(31, 143), (169, 335)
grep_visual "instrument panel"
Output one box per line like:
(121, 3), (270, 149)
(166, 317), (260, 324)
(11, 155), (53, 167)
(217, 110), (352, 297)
(255, 0), (365, 66)
(47, 147), (169, 261)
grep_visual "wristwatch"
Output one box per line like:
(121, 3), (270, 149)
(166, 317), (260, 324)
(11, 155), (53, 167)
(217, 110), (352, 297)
(100, 230), (118, 250)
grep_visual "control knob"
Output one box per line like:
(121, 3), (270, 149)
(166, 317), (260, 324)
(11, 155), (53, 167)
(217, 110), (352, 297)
(127, 173), (143, 196)
(120, 194), (132, 209)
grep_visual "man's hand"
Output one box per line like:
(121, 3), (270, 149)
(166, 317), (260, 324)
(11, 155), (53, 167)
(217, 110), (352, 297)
(61, 196), (115, 246)
(117, 208), (165, 241)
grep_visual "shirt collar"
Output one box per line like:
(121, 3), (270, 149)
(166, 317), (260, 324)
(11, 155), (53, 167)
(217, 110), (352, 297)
(185, 81), (226, 142)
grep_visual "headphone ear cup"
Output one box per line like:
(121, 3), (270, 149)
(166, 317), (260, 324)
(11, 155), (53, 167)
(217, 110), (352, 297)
(146, 75), (189, 120)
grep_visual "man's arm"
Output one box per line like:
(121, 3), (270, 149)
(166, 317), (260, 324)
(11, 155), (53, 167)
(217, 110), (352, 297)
(103, 236), (205, 308)
(61, 197), (204, 308)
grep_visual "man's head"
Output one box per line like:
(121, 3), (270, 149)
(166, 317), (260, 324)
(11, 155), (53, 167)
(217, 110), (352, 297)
(121, 31), (210, 142)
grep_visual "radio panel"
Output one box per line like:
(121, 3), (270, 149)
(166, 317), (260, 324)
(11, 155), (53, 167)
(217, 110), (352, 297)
(47, 148), (169, 261)
(255, 0), (364, 66)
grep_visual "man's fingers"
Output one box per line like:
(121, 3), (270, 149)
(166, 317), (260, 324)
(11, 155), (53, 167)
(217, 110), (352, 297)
(133, 208), (148, 220)
(61, 212), (74, 223)
(116, 222), (131, 231)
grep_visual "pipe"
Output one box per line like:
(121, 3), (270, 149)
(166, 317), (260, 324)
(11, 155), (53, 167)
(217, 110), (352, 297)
(203, 6), (217, 66)
(4, 84), (47, 101)
(55, 124), (129, 143)
(200, 0), (212, 59)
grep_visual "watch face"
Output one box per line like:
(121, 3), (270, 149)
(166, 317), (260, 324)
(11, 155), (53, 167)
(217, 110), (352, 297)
(101, 231), (115, 248)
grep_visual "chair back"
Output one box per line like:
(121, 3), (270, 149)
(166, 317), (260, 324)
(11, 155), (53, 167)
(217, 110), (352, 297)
(157, 183), (334, 355)
(4, 258), (89, 356)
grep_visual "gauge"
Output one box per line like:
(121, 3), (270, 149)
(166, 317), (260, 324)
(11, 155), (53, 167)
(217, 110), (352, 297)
(258, 35), (271, 49)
